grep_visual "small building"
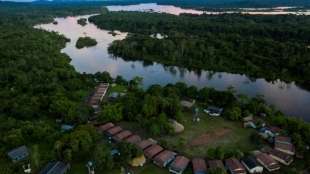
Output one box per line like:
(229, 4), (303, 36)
(208, 160), (225, 171)
(180, 99), (195, 109)
(97, 122), (115, 133)
(39, 161), (70, 174)
(169, 156), (190, 174)
(61, 124), (74, 132)
(105, 126), (123, 138)
(130, 154), (146, 167)
(243, 115), (253, 122)
(267, 149), (293, 166)
(243, 121), (256, 129)
(204, 106), (223, 117)
(153, 150), (177, 168)
(274, 142), (295, 155)
(137, 139), (156, 150)
(241, 156), (263, 174)
(169, 119), (184, 133)
(112, 130), (133, 142)
(192, 158), (207, 174)
(256, 153), (280, 172)
(225, 158), (246, 174)
(125, 134), (142, 145)
(274, 136), (292, 145)
(144, 144), (164, 159)
(7, 145), (29, 163)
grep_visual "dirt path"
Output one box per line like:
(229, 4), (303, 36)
(189, 128), (232, 146)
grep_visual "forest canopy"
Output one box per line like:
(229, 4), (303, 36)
(89, 12), (310, 89)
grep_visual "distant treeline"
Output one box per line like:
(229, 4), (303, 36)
(89, 12), (310, 89)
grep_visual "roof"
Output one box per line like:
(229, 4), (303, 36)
(256, 153), (279, 167)
(192, 158), (207, 174)
(241, 156), (259, 169)
(144, 144), (164, 159)
(208, 160), (225, 170)
(61, 124), (74, 131)
(268, 126), (282, 133)
(275, 142), (295, 153)
(275, 136), (292, 144)
(97, 122), (114, 132)
(225, 158), (245, 173)
(267, 149), (293, 163)
(153, 150), (177, 166)
(137, 139), (156, 150)
(39, 161), (70, 174)
(113, 130), (132, 142)
(106, 126), (123, 136)
(125, 134), (142, 145)
(7, 145), (29, 161)
(170, 156), (190, 171)
(206, 106), (223, 113)
(180, 100), (195, 108)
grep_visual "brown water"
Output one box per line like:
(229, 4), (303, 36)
(35, 14), (310, 121)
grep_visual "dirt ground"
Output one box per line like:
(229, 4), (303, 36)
(189, 127), (232, 146)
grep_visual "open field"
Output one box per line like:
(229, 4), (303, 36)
(120, 111), (259, 158)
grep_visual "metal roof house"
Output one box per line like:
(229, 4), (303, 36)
(137, 139), (156, 150)
(153, 150), (177, 168)
(144, 144), (164, 159)
(169, 156), (190, 174)
(97, 122), (114, 133)
(256, 153), (280, 172)
(112, 130), (132, 142)
(125, 134), (142, 145)
(105, 126), (123, 137)
(267, 149), (294, 166)
(241, 156), (263, 174)
(39, 161), (70, 174)
(192, 158), (207, 174)
(7, 145), (29, 163)
(274, 142), (295, 155)
(225, 158), (246, 174)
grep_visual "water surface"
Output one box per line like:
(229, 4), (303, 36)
(35, 14), (310, 121)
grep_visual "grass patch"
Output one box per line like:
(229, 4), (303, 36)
(157, 112), (258, 157)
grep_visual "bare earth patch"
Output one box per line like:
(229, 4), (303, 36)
(189, 127), (232, 146)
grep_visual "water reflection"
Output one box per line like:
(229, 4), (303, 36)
(35, 15), (310, 121)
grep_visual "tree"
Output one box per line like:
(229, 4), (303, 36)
(93, 144), (114, 170)
(225, 106), (242, 121)
(99, 104), (123, 122)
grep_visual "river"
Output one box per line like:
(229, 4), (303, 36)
(34, 6), (310, 121)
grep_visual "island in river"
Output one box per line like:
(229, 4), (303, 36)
(76, 36), (98, 49)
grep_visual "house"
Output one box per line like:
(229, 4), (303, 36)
(97, 122), (115, 133)
(243, 121), (256, 129)
(208, 160), (225, 171)
(39, 161), (70, 174)
(169, 156), (190, 174)
(267, 149), (293, 166)
(61, 124), (74, 132)
(137, 139), (156, 150)
(105, 126), (123, 138)
(125, 134), (142, 145)
(258, 127), (275, 139)
(169, 119), (184, 133)
(112, 130), (132, 142)
(241, 156), (263, 174)
(256, 153), (280, 172)
(225, 158), (246, 174)
(153, 150), (177, 168)
(274, 136), (292, 145)
(7, 145), (29, 163)
(144, 144), (164, 159)
(203, 106), (223, 117)
(180, 99), (196, 108)
(192, 158), (207, 174)
(87, 83), (109, 110)
(274, 142), (295, 155)
(243, 115), (253, 122)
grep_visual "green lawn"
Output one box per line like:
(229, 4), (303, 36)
(108, 84), (127, 94)
(157, 112), (258, 157)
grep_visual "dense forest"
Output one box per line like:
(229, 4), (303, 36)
(1, 1), (310, 174)
(89, 12), (310, 89)
(76, 36), (98, 49)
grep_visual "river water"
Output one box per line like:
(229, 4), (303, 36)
(35, 5), (310, 121)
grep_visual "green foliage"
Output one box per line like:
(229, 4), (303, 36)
(93, 143), (114, 171)
(75, 37), (97, 49)
(116, 142), (143, 165)
(224, 106), (242, 121)
(77, 18), (87, 26)
(99, 104), (123, 122)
